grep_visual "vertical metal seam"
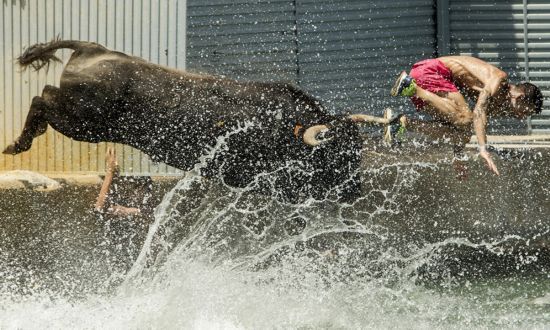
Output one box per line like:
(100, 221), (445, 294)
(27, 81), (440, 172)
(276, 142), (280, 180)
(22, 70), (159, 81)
(149, 0), (152, 61)
(122, 0), (125, 51)
(175, 0), (178, 68)
(436, 0), (450, 57)
(78, 0), (81, 40)
(162, 2), (164, 65)
(96, 0), (99, 44)
(292, 0), (300, 85)
(1, 2), (5, 170)
(10, 3), (14, 170)
(166, 0), (170, 65)
(25, 2), (29, 169)
(18, 3), (23, 170)
(523, 0), (532, 134)
(106, 0), (109, 46)
(111, 0), (114, 47)
(18, 2), (22, 169)
(61, 0), (64, 40)
(522, 0), (529, 81)
(36, 0), (40, 171)
(140, 0), (143, 57)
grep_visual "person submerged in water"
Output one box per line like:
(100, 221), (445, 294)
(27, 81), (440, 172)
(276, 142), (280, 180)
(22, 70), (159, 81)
(391, 56), (543, 177)
(94, 147), (157, 273)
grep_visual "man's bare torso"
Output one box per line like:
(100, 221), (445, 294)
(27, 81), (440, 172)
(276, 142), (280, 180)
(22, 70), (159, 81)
(438, 56), (510, 115)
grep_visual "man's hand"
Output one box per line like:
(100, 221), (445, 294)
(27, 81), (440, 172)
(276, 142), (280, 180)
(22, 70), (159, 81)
(479, 147), (500, 176)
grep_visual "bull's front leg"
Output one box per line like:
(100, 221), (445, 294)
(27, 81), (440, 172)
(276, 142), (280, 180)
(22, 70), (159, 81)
(2, 86), (56, 155)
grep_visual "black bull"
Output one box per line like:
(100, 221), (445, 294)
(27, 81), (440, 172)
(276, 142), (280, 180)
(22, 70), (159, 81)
(3, 40), (386, 202)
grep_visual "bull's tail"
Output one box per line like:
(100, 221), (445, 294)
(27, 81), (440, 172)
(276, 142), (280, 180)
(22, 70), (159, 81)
(18, 38), (106, 71)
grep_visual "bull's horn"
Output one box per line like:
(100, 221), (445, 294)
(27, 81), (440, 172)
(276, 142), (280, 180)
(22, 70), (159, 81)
(349, 113), (390, 125)
(303, 124), (331, 147)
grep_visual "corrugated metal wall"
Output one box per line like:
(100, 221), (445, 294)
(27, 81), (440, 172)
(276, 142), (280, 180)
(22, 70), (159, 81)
(296, 0), (436, 115)
(0, 0), (187, 174)
(187, 0), (298, 82)
(187, 0), (436, 117)
(525, 0), (550, 133)
(446, 0), (550, 134)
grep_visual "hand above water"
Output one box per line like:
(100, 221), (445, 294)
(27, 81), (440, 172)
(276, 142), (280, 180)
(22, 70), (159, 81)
(479, 147), (500, 176)
(105, 147), (119, 174)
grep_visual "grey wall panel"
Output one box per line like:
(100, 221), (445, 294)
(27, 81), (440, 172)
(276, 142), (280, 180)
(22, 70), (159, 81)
(0, 0), (187, 174)
(187, 0), (436, 117)
(296, 0), (436, 116)
(186, 0), (298, 82)
(525, 0), (550, 133)
(448, 0), (550, 134)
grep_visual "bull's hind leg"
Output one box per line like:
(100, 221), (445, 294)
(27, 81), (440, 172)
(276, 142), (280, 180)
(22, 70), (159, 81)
(3, 85), (58, 155)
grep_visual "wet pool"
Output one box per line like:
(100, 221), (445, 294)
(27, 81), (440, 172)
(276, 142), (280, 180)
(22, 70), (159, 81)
(1, 144), (549, 328)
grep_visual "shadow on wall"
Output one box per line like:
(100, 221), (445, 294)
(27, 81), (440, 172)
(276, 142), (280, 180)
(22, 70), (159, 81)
(3, 0), (26, 8)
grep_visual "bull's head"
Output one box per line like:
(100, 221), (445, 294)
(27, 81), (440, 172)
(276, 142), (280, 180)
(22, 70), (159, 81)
(302, 114), (391, 147)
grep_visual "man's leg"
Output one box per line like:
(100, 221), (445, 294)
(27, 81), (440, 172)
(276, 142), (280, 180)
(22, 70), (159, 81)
(415, 88), (473, 127)
(392, 72), (473, 127)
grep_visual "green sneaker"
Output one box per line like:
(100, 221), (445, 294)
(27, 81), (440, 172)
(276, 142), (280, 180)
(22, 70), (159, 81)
(391, 115), (408, 141)
(390, 71), (417, 97)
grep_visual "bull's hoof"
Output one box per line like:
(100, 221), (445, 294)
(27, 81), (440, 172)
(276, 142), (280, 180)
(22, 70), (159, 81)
(2, 140), (31, 155)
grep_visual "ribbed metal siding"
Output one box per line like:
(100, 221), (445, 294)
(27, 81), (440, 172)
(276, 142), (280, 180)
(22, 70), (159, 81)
(0, 0), (187, 174)
(448, 0), (550, 134)
(186, 0), (298, 82)
(187, 0), (436, 116)
(525, 0), (550, 133)
(296, 0), (436, 115)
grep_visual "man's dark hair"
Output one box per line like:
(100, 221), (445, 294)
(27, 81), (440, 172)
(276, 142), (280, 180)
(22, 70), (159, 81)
(519, 82), (544, 114)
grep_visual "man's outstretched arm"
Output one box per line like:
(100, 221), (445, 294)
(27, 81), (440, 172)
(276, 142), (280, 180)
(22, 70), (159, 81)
(472, 87), (499, 175)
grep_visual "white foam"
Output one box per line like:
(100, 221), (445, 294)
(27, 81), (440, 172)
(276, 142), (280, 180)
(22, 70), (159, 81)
(0, 170), (61, 191)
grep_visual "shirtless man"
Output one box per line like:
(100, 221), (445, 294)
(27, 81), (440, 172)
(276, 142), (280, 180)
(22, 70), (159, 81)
(390, 56), (543, 176)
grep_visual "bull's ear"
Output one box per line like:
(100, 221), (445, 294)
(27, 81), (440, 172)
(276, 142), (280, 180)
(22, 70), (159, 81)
(303, 124), (331, 147)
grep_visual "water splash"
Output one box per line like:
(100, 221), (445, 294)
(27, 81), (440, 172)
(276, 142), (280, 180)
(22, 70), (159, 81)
(1, 139), (549, 328)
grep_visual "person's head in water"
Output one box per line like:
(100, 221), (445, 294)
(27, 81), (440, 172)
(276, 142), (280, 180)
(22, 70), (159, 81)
(507, 82), (544, 119)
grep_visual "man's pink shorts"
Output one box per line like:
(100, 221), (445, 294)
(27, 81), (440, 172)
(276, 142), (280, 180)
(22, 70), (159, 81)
(409, 58), (459, 109)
